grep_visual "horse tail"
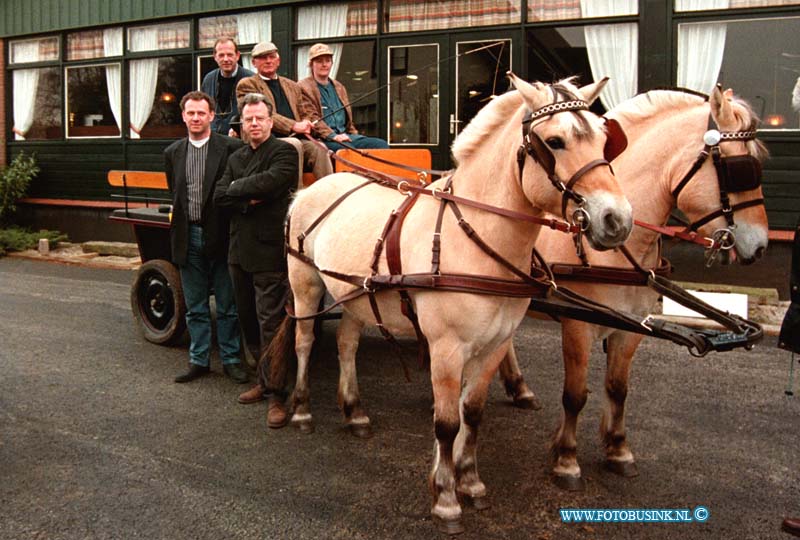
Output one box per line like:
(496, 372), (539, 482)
(260, 301), (297, 397)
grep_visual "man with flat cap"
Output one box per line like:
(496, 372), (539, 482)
(236, 41), (332, 187)
(299, 43), (389, 152)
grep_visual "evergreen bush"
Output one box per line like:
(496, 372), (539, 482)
(0, 152), (40, 223)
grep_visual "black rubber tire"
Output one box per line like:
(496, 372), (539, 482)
(130, 259), (186, 345)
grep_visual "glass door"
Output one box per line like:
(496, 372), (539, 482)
(382, 31), (518, 169)
(451, 37), (514, 138)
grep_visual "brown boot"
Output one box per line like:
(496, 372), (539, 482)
(267, 397), (288, 429)
(238, 384), (265, 404)
(783, 517), (800, 537)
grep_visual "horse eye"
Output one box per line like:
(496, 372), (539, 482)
(545, 137), (565, 150)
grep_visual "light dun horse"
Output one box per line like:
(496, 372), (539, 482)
(268, 75), (633, 533)
(500, 86), (769, 490)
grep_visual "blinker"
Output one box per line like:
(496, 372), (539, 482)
(722, 155), (762, 192)
(603, 118), (628, 162)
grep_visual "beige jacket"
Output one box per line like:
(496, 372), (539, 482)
(297, 77), (358, 140)
(236, 75), (317, 137)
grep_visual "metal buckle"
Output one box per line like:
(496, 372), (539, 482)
(397, 180), (412, 197)
(362, 276), (374, 292)
(640, 315), (654, 331)
(570, 207), (591, 232)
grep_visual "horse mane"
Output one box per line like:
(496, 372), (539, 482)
(451, 77), (594, 165)
(451, 90), (523, 164)
(610, 89), (768, 161)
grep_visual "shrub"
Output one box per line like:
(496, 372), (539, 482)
(0, 152), (40, 223)
(0, 227), (67, 257)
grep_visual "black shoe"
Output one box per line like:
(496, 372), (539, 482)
(223, 363), (249, 384)
(174, 364), (210, 383)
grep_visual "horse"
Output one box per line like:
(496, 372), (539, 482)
(498, 85), (769, 490)
(266, 74), (633, 533)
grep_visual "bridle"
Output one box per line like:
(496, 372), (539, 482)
(669, 120), (765, 264)
(516, 86), (627, 231)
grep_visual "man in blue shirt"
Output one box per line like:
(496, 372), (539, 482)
(201, 38), (254, 135)
(298, 43), (389, 152)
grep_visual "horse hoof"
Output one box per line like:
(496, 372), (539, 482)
(292, 419), (315, 434)
(606, 460), (639, 478)
(513, 394), (542, 410)
(459, 493), (491, 511)
(433, 516), (465, 536)
(349, 423), (373, 439)
(552, 473), (585, 492)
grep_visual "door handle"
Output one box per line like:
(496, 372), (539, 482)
(449, 113), (462, 135)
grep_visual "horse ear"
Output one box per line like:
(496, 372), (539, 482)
(710, 85), (735, 127)
(577, 77), (609, 105)
(507, 71), (549, 110)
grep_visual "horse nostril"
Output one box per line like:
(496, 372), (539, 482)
(755, 246), (765, 259)
(602, 210), (629, 241)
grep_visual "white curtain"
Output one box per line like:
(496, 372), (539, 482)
(677, 0), (729, 94)
(11, 41), (41, 140)
(238, 11), (272, 72)
(296, 4), (348, 80)
(103, 28), (123, 132)
(128, 28), (159, 139)
(581, 0), (638, 110)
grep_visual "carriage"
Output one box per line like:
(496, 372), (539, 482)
(110, 74), (770, 535)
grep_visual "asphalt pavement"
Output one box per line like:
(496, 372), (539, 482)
(0, 257), (798, 540)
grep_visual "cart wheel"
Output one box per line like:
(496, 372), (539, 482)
(131, 259), (186, 345)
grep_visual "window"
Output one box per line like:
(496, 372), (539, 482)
(198, 10), (272, 48)
(527, 0), (637, 22)
(676, 0), (800, 12)
(66, 28), (123, 60)
(66, 64), (121, 138)
(527, 23), (638, 113)
(9, 36), (59, 64)
(297, 1), (377, 38)
(131, 56), (192, 139)
(127, 21), (190, 52)
(12, 67), (62, 140)
(388, 44), (439, 144)
(677, 16), (800, 130)
(385, 0), (520, 32)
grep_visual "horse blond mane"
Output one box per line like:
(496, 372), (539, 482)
(451, 90), (523, 164)
(451, 78), (594, 165)
(610, 89), (768, 161)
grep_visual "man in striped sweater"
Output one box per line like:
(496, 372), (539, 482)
(165, 91), (247, 384)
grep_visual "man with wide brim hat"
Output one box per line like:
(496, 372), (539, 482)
(235, 41), (333, 189)
(298, 42), (389, 152)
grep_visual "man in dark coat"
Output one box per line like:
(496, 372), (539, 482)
(213, 92), (298, 428)
(201, 38), (254, 135)
(165, 91), (247, 384)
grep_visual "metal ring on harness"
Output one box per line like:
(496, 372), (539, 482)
(711, 228), (736, 251)
(363, 275), (374, 292)
(570, 207), (591, 232)
(417, 171), (429, 185)
(397, 180), (412, 197)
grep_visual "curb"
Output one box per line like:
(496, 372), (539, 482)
(7, 248), (141, 271)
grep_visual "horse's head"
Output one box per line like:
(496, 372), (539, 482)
(509, 73), (632, 250)
(671, 86), (769, 265)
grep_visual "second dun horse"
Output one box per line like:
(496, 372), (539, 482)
(499, 85), (769, 490)
(265, 74), (633, 534)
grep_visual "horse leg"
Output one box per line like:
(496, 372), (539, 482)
(428, 340), (466, 535)
(601, 330), (643, 477)
(497, 341), (542, 410)
(550, 319), (592, 491)
(455, 343), (509, 511)
(288, 270), (325, 434)
(336, 312), (371, 439)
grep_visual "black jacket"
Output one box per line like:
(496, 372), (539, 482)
(213, 135), (299, 273)
(164, 132), (244, 266)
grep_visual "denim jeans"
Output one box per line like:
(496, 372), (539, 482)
(179, 225), (240, 367)
(323, 134), (389, 153)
